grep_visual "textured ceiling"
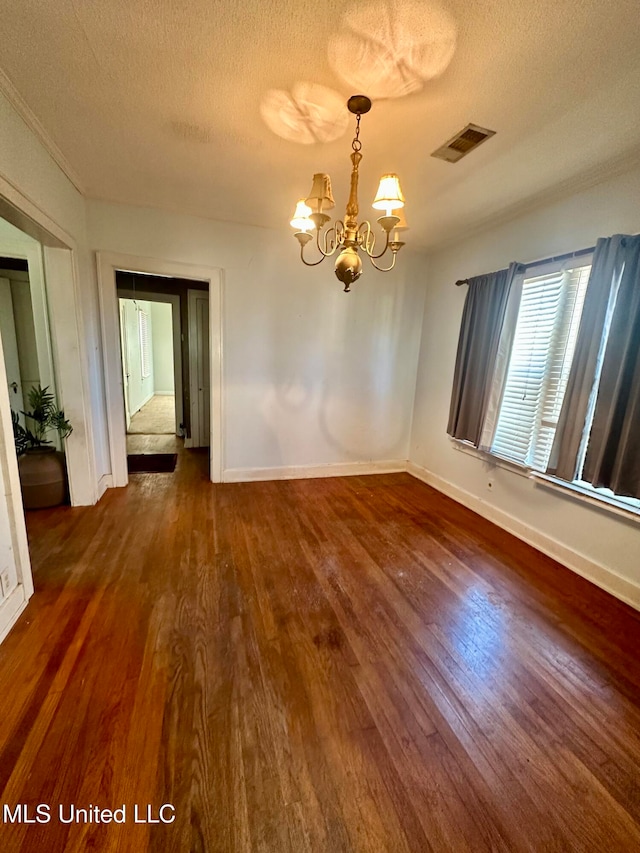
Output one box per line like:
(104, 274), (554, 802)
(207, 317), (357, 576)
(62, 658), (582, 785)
(1, 0), (639, 249)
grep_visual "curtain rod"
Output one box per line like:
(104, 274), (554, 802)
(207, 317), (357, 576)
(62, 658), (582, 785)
(455, 245), (596, 286)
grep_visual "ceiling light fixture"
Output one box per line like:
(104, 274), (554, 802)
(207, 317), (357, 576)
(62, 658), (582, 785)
(290, 95), (407, 292)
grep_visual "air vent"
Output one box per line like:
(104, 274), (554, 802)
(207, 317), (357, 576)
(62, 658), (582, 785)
(431, 123), (496, 163)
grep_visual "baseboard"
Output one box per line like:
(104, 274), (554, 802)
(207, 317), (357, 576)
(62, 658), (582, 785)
(407, 461), (640, 611)
(223, 459), (407, 484)
(97, 474), (113, 501)
(0, 585), (28, 645)
(130, 392), (154, 417)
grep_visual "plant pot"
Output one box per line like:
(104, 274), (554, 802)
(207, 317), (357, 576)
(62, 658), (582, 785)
(18, 447), (68, 509)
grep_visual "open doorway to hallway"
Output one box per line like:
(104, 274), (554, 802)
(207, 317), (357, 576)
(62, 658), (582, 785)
(116, 272), (209, 474)
(0, 186), (96, 645)
(98, 253), (221, 487)
(119, 298), (178, 455)
(0, 211), (74, 642)
(0, 256), (36, 425)
(0, 219), (69, 511)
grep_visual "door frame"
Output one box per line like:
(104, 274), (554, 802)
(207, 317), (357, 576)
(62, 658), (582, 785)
(0, 240), (98, 507)
(118, 300), (132, 431)
(0, 176), (97, 642)
(187, 288), (210, 449)
(97, 252), (223, 486)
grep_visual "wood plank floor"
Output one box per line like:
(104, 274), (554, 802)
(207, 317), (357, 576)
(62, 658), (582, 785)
(1, 449), (640, 852)
(126, 433), (182, 454)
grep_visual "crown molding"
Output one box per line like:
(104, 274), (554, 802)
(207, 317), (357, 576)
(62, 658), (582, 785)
(428, 145), (640, 255)
(0, 67), (85, 195)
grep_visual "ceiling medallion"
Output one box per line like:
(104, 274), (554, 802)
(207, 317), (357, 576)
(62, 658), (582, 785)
(290, 95), (407, 292)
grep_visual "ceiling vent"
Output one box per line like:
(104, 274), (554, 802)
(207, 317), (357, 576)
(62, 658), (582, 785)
(431, 123), (496, 163)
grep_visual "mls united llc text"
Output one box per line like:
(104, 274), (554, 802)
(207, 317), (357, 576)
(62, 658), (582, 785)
(3, 803), (176, 824)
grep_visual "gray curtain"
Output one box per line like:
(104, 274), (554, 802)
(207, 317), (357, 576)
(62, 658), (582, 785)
(582, 235), (640, 498)
(547, 235), (630, 482)
(447, 263), (519, 446)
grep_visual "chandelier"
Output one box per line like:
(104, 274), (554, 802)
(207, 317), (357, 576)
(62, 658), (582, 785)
(290, 95), (407, 292)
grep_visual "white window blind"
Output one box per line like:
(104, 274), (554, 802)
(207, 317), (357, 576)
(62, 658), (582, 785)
(138, 309), (151, 379)
(491, 263), (591, 471)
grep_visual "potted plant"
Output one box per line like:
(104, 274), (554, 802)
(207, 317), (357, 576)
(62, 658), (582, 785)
(12, 385), (73, 509)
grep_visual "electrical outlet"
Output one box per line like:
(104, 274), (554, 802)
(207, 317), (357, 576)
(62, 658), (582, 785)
(0, 569), (11, 598)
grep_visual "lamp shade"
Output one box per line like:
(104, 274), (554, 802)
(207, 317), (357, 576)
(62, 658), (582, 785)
(372, 174), (405, 212)
(290, 199), (313, 231)
(391, 208), (408, 241)
(392, 208), (408, 230)
(306, 172), (335, 213)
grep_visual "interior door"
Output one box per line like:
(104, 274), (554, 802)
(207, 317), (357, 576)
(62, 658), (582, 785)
(188, 289), (210, 448)
(0, 278), (24, 420)
(118, 299), (132, 431)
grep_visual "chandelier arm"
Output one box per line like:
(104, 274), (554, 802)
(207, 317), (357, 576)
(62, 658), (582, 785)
(315, 225), (342, 258)
(357, 221), (373, 253)
(299, 244), (327, 267)
(366, 228), (393, 260)
(368, 252), (398, 273)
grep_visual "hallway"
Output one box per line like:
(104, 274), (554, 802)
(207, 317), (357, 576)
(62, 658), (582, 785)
(126, 394), (178, 456)
(127, 394), (175, 435)
(0, 455), (640, 851)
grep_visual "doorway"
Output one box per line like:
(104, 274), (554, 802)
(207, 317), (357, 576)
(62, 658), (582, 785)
(0, 251), (43, 625)
(0, 258), (32, 420)
(113, 270), (213, 477)
(119, 297), (179, 457)
(98, 252), (222, 487)
(0, 208), (94, 642)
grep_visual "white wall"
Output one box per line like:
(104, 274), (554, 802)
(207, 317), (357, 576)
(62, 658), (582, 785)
(150, 301), (174, 395)
(410, 163), (640, 608)
(87, 200), (427, 478)
(0, 93), (85, 239)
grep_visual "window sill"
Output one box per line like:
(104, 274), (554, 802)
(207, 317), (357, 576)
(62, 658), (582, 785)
(450, 439), (640, 524)
(450, 439), (531, 479)
(531, 473), (640, 524)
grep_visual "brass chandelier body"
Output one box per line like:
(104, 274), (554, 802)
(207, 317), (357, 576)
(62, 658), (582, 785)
(290, 95), (406, 292)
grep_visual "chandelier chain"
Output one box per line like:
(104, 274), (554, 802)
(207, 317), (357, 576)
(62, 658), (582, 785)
(352, 114), (362, 152)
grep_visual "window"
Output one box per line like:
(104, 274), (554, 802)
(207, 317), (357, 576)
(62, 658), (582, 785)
(449, 234), (640, 513)
(490, 259), (591, 471)
(138, 309), (151, 379)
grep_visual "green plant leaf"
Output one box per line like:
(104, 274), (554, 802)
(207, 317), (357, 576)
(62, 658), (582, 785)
(15, 385), (73, 452)
(11, 410), (30, 456)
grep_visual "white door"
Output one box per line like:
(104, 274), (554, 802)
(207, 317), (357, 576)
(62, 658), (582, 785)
(0, 278), (24, 419)
(118, 299), (132, 431)
(0, 278), (30, 642)
(188, 289), (210, 448)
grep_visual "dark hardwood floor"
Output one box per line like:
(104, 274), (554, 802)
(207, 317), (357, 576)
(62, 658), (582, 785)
(1, 449), (640, 852)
